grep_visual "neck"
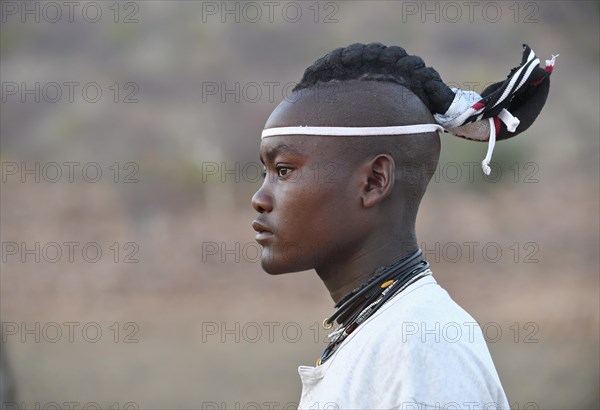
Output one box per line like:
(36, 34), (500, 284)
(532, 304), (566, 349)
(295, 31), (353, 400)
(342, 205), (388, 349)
(316, 234), (418, 304)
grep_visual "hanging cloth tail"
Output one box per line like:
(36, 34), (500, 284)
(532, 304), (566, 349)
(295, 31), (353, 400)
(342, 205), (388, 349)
(433, 44), (557, 174)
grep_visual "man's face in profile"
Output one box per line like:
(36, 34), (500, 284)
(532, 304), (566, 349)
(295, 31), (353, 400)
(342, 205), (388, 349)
(251, 80), (440, 277)
(252, 135), (365, 274)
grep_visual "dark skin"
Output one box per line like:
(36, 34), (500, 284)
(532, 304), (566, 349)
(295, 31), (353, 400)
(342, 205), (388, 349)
(251, 80), (440, 305)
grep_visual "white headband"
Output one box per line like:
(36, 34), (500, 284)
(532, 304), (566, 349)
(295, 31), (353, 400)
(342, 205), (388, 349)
(261, 124), (444, 139)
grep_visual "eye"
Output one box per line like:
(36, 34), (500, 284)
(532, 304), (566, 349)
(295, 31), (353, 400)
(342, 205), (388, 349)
(277, 166), (292, 178)
(261, 167), (267, 179)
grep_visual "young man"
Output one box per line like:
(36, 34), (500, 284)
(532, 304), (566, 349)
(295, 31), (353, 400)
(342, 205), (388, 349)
(251, 43), (554, 409)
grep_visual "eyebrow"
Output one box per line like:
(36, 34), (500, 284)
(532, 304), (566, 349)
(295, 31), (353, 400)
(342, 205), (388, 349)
(260, 142), (303, 164)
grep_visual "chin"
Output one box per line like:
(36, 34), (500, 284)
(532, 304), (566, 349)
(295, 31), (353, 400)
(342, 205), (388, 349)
(260, 263), (289, 275)
(259, 248), (313, 275)
(260, 257), (299, 275)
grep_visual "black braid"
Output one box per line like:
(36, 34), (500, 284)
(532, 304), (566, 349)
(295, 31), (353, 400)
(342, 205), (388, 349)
(293, 43), (455, 115)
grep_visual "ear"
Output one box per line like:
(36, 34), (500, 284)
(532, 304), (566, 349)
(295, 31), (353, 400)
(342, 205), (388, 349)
(360, 154), (395, 208)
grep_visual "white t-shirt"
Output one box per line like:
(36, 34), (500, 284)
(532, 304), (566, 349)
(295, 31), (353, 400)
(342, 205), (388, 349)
(298, 274), (509, 410)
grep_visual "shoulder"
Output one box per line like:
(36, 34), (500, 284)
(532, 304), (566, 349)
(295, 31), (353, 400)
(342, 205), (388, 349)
(358, 275), (481, 345)
(354, 275), (490, 367)
(328, 275), (507, 406)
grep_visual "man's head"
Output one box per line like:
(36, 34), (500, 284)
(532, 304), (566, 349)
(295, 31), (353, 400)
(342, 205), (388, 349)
(251, 43), (450, 275)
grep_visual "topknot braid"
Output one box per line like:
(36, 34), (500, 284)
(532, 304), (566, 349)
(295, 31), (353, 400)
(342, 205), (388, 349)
(293, 43), (455, 115)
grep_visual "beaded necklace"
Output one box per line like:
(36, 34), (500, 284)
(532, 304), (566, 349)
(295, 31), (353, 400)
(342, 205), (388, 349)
(316, 249), (430, 366)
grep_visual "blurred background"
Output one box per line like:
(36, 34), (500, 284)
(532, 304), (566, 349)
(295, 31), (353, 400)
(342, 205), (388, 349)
(1, 1), (598, 409)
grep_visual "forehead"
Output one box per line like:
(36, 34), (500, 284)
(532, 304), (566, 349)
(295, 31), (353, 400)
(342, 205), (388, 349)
(259, 135), (339, 162)
(264, 80), (432, 130)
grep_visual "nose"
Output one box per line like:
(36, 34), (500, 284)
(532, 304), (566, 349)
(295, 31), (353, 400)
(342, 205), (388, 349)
(251, 182), (273, 214)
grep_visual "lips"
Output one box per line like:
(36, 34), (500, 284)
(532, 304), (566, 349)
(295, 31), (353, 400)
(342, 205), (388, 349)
(252, 220), (274, 244)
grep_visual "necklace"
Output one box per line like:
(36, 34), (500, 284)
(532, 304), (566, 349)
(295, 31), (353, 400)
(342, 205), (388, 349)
(316, 249), (430, 366)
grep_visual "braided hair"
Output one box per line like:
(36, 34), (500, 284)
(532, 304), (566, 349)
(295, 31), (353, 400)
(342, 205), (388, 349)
(292, 42), (555, 175)
(293, 42), (555, 143)
(292, 43), (455, 116)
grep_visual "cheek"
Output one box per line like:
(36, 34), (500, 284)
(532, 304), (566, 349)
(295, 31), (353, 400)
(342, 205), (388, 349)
(275, 183), (321, 236)
(279, 179), (355, 242)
